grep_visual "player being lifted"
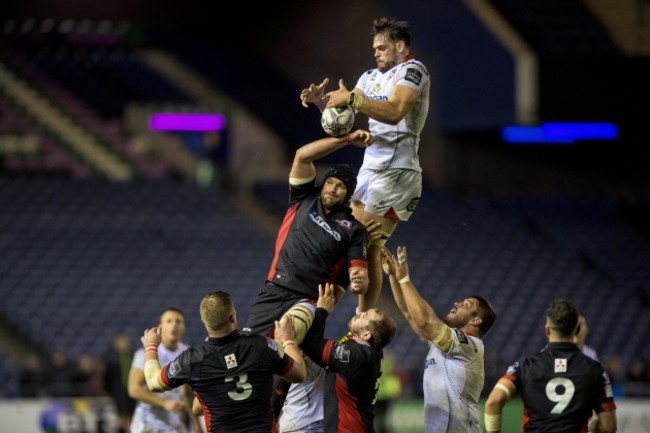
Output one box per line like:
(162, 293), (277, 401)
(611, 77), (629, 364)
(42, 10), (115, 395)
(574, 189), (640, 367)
(242, 129), (380, 416)
(300, 17), (430, 311)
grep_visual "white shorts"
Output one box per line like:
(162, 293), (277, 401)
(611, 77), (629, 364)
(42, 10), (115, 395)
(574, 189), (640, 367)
(352, 167), (421, 221)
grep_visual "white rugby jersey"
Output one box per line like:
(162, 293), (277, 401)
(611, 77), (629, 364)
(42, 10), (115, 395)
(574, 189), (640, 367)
(422, 328), (484, 433)
(354, 56), (430, 171)
(279, 355), (325, 432)
(130, 342), (190, 433)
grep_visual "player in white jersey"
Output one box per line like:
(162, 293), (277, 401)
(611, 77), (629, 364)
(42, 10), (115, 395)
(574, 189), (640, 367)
(301, 17), (430, 311)
(279, 355), (326, 433)
(128, 307), (200, 433)
(575, 311), (599, 361)
(381, 246), (496, 433)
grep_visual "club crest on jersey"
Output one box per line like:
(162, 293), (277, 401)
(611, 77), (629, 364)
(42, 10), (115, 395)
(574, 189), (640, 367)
(406, 197), (420, 212)
(335, 218), (353, 230)
(334, 344), (351, 363)
(309, 211), (341, 241)
(225, 353), (238, 369)
(168, 360), (181, 377)
(554, 358), (567, 373)
(405, 68), (422, 85)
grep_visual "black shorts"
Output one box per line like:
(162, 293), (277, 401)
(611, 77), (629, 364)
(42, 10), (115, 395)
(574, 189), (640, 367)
(242, 282), (314, 337)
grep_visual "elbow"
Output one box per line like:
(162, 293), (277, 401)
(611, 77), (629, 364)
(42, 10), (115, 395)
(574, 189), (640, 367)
(294, 147), (312, 165)
(127, 386), (140, 399)
(484, 396), (503, 414)
(383, 110), (407, 125)
(295, 367), (307, 383)
(385, 115), (402, 125)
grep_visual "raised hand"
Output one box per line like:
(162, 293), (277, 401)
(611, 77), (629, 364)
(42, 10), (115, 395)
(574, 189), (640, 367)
(300, 78), (330, 108)
(347, 129), (373, 147)
(325, 79), (352, 108)
(317, 283), (338, 314)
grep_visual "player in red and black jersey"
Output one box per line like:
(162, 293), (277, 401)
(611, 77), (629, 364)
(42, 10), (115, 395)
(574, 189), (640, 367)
(140, 291), (306, 433)
(243, 130), (381, 418)
(484, 299), (617, 433)
(244, 129), (379, 346)
(299, 282), (397, 433)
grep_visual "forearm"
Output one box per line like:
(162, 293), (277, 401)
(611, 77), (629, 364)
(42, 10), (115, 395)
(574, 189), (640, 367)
(143, 350), (167, 393)
(300, 308), (328, 361)
(388, 274), (409, 314)
(354, 97), (403, 125)
(484, 403), (504, 433)
(129, 381), (169, 407)
(294, 136), (351, 164)
(184, 386), (201, 430)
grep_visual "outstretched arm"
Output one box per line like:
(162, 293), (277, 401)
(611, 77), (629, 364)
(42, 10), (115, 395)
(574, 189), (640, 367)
(326, 79), (418, 125)
(290, 130), (373, 181)
(300, 283), (338, 366)
(381, 247), (447, 343)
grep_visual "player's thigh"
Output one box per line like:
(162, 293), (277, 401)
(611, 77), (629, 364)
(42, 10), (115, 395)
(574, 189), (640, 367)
(359, 169), (422, 222)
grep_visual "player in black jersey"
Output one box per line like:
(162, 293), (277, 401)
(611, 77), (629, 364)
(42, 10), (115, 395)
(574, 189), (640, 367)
(140, 291), (306, 433)
(244, 129), (378, 344)
(300, 282), (397, 433)
(484, 299), (617, 433)
(243, 130), (380, 417)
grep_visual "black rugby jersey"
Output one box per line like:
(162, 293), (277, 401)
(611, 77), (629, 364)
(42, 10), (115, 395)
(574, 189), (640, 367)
(503, 342), (616, 433)
(159, 330), (293, 433)
(266, 181), (367, 298)
(301, 309), (383, 433)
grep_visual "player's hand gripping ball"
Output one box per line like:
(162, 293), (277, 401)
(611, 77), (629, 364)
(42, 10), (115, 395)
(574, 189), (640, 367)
(321, 105), (355, 137)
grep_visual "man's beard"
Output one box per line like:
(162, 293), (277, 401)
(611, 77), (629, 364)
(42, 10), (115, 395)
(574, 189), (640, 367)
(378, 60), (397, 73)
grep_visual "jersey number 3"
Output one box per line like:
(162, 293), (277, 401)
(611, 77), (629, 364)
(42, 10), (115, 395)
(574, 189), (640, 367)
(545, 377), (575, 414)
(225, 372), (253, 401)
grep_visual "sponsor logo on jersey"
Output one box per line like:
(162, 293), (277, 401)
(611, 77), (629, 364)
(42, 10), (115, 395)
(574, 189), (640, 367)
(167, 360), (181, 377)
(309, 211), (341, 241)
(424, 357), (436, 369)
(554, 358), (567, 373)
(453, 328), (469, 344)
(225, 353), (238, 369)
(405, 68), (423, 86)
(334, 344), (351, 363)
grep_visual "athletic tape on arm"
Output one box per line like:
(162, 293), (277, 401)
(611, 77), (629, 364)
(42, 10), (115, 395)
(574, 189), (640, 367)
(144, 359), (167, 392)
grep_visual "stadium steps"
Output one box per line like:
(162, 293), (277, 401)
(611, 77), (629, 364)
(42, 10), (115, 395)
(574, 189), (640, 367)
(0, 61), (133, 180)
(585, 0), (650, 56)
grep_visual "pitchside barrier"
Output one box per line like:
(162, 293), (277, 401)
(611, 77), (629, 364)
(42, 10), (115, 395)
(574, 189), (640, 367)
(0, 397), (649, 433)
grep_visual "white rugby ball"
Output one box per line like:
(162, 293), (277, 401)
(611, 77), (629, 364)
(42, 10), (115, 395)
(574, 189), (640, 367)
(321, 105), (355, 137)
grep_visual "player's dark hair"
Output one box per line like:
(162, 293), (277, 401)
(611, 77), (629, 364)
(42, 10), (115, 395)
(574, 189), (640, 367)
(547, 299), (579, 337)
(373, 17), (411, 47)
(367, 309), (397, 350)
(159, 306), (184, 320)
(470, 295), (497, 338)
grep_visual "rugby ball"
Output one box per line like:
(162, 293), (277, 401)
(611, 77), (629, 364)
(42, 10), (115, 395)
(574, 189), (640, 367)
(321, 106), (355, 137)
